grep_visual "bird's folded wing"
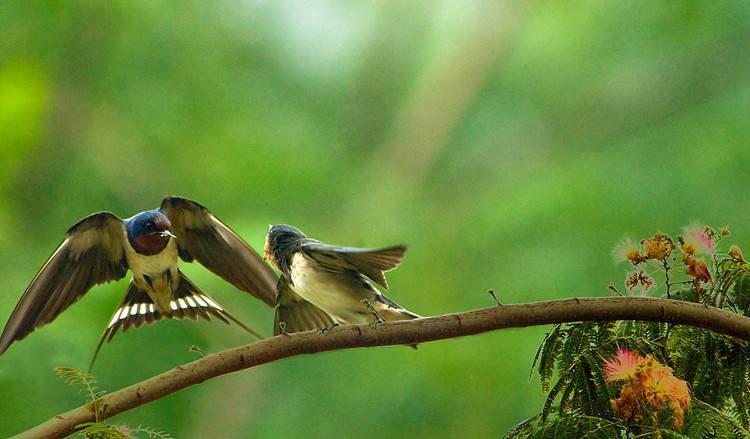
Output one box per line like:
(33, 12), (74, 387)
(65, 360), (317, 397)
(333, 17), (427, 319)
(274, 276), (335, 335)
(160, 196), (277, 306)
(300, 241), (406, 288)
(0, 212), (128, 355)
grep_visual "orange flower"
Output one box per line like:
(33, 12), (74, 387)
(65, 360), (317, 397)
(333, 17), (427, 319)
(611, 382), (640, 422)
(671, 401), (687, 431)
(625, 271), (655, 293)
(663, 375), (690, 408)
(686, 257), (714, 286)
(642, 368), (676, 408)
(680, 238), (714, 286)
(642, 233), (675, 260)
(730, 245), (746, 264)
(642, 368), (691, 430)
(681, 242), (697, 259)
(613, 238), (648, 266)
(604, 349), (644, 382)
(607, 351), (691, 431)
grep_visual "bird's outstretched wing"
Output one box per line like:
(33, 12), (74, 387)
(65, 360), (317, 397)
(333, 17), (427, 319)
(274, 276), (335, 335)
(0, 212), (128, 355)
(90, 271), (262, 370)
(300, 241), (406, 288)
(160, 196), (277, 306)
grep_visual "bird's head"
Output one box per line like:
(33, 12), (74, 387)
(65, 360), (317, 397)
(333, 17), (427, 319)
(264, 224), (306, 273)
(126, 210), (176, 255)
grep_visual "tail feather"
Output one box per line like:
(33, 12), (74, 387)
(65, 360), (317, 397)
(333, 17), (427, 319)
(374, 293), (420, 349)
(375, 294), (421, 321)
(89, 271), (263, 371)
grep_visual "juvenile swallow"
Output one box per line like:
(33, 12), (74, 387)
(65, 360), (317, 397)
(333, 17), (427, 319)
(264, 225), (420, 336)
(0, 196), (276, 368)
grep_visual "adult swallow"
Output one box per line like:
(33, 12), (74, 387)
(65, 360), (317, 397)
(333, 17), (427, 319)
(0, 196), (276, 368)
(264, 224), (420, 336)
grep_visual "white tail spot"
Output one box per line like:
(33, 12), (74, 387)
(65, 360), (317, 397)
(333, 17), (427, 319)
(130, 305), (138, 316)
(149, 304), (155, 313)
(194, 296), (208, 307)
(186, 297), (197, 308)
(119, 306), (130, 320)
(109, 312), (120, 327)
(202, 295), (223, 311)
(170, 301), (178, 311)
(139, 303), (148, 315)
(178, 298), (188, 309)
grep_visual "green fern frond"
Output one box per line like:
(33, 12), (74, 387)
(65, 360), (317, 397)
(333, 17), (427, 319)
(77, 422), (128, 439)
(55, 367), (107, 422)
(542, 376), (568, 421)
(503, 411), (622, 439)
(128, 426), (174, 439)
(682, 400), (750, 438)
(55, 368), (173, 438)
(535, 324), (564, 392)
(55, 367), (105, 402)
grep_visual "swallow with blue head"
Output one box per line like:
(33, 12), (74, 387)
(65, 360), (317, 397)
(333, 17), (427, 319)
(264, 224), (421, 345)
(0, 196), (278, 370)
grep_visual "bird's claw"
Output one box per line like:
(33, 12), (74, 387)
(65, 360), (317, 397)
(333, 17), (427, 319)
(319, 323), (339, 334)
(362, 299), (385, 327)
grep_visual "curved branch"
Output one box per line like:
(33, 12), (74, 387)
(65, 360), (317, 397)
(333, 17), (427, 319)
(13, 296), (750, 439)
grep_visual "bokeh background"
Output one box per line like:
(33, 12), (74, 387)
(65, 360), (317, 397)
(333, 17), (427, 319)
(1, 1), (749, 437)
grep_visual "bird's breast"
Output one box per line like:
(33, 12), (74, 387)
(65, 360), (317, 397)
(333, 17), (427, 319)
(125, 236), (179, 278)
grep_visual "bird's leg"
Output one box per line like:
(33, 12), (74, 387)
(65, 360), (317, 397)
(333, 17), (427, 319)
(362, 299), (385, 328)
(278, 321), (288, 335)
(166, 269), (175, 294)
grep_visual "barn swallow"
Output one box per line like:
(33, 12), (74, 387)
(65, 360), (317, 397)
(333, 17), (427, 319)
(264, 225), (420, 336)
(0, 196), (277, 369)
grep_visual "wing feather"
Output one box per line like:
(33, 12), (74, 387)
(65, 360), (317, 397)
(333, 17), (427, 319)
(0, 212), (128, 355)
(300, 241), (406, 288)
(274, 276), (335, 335)
(160, 196), (277, 306)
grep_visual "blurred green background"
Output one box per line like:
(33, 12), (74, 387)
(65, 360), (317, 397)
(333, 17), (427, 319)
(1, 1), (749, 437)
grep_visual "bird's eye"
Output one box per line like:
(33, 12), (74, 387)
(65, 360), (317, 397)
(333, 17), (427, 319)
(146, 221), (154, 228)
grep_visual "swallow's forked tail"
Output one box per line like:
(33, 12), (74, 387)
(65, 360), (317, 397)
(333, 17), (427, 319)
(89, 270), (263, 371)
(374, 293), (421, 321)
(372, 294), (420, 349)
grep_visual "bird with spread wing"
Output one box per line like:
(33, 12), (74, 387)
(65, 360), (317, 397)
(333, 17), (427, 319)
(264, 224), (420, 338)
(0, 196), (277, 369)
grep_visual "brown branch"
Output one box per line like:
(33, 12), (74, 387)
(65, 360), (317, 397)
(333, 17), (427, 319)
(13, 296), (750, 439)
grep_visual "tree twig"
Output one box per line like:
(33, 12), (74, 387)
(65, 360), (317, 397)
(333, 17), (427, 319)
(12, 296), (750, 439)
